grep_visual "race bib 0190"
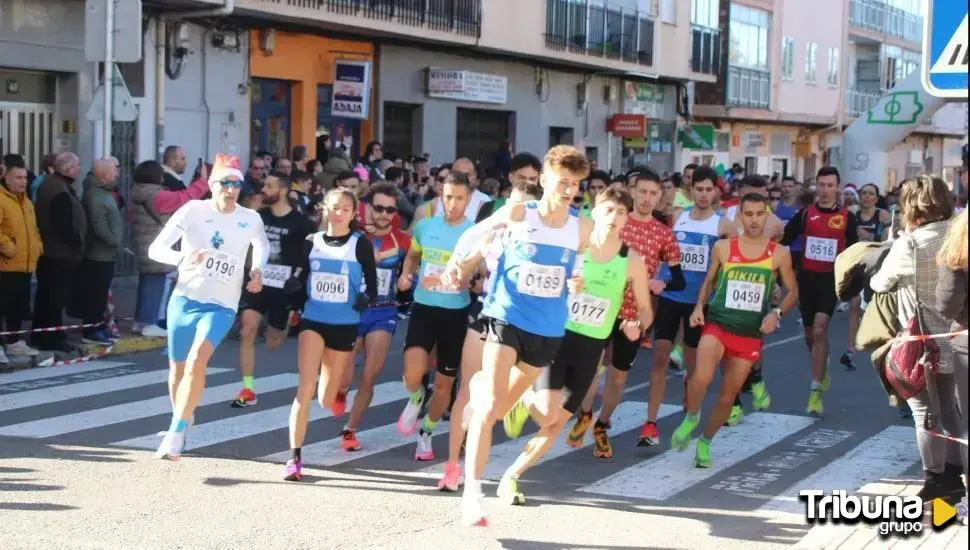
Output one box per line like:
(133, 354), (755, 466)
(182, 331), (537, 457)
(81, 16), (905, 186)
(376, 268), (393, 297)
(517, 263), (566, 298)
(310, 272), (349, 303)
(422, 263), (458, 295)
(725, 280), (765, 312)
(568, 293), (611, 328)
(805, 237), (837, 263)
(261, 264), (292, 290)
(203, 250), (240, 285)
(679, 243), (709, 272)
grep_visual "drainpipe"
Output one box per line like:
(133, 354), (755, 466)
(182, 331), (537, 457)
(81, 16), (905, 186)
(155, 18), (166, 162)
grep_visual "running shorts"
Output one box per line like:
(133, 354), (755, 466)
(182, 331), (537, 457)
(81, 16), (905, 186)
(404, 303), (468, 377)
(483, 318), (563, 369)
(167, 295), (236, 362)
(609, 319), (642, 372)
(536, 330), (608, 413)
(796, 270), (837, 326)
(702, 322), (763, 363)
(239, 288), (291, 331)
(299, 319), (359, 352)
(654, 297), (703, 348)
(466, 298), (486, 334)
(358, 307), (399, 338)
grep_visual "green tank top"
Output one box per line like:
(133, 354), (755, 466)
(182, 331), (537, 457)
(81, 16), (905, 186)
(708, 238), (777, 338)
(566, 245), (629, 340)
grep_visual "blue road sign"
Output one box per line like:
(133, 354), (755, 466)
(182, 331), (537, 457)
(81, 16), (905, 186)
(922, 0), (969, 98)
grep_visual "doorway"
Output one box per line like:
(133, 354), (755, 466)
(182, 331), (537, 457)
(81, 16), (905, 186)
(318, 84), (362, 161)
(250, 78), (291, 158)
(549, 126), (574, 148)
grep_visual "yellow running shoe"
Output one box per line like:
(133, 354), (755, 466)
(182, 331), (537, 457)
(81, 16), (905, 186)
(497, 475), (526, 505)
(724, 405), (744, 426)
(566, 410), (593, 448)
(503, 399), (530, 439)
(807, 389), (824, 416)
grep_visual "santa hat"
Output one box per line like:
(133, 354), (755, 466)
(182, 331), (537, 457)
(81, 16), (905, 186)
(843, 184), (859, 200)
(209, 153), (244, 185)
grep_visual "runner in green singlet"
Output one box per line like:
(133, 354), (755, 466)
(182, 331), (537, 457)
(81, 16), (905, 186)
(494, 187), (655, 505)
(670, 193), (799, 468)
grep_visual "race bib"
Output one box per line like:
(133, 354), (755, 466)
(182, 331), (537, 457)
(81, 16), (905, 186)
(376, 268), (393, 297)
(805, 237), (837, 263)
(517, 263), (566, 298)
(680, 244), (709, 272)
(310, 272), (349, 303)
(568, 293), (611, 328)
(423, 263), (458, 295)
(725, 280), (765, 312)
(261, 264), (292, 290)
(202, 250), (240, 285)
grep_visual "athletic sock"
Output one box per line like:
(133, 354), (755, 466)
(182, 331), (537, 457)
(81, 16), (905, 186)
(422, 416), (437, 433)
(464, 477), (483, 497)
(751, 369), (764, 384)
(291, 448), (302, 462)
(242, 375), (254, 391)
(810, 380), (822, 391)
(686, 411), (700, 424)
(168, 417), (188, 434)
(699, 434), (713, 444)
(409, 388), (424, 404)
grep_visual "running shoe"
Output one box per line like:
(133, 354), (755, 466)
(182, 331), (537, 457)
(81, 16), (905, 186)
(154, 431), (185, 461)
(438, 461), (463, 492)
(331, 389), (348, 417)
(751, 381), (771, 411)
(414, 430), (435, 461)
(397, 388), (425, 436)
(5, 340), (39, 357)
(724, 405), (744, 427)
(670, 344), (684, 366)
(461, 493), (488, 527)
(0, 347), (8, 365)
(820, 360), (832, 391)
(636, 421), (660, 447)
(670, 415), (699, 452)
(806, 389), (824, 416)
(230, 388), (258, 408)
(341, 429), (361, 452)
(592, 421), (613, 458)
(839, 352), (856, 371)
(566, 410), (592, 448)
(503, 399), (530, 440)
(283, 458), (303, 482)
(695, 438), (712, 468)
(497, 476), (526, 506)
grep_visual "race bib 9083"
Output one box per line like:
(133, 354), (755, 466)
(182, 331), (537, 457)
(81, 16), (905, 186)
(679, 243), (709, 272)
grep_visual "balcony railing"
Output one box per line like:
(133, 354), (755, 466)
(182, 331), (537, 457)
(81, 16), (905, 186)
(846, 87), (882, 118)
(545, 0), (655, 66)
(260, 0), (482, 37)
(727, 66), (770, 109)
(849, 0), (923, 44)
(691, 24), (722, 75)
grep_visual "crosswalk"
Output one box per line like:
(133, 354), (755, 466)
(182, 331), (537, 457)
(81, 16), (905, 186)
(0, 359), (924, 515)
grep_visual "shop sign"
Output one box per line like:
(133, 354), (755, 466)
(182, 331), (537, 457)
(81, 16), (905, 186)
(744, 131), (764, 148)
(607, 114), (647, 138)
(623, 82), (667, 120)
(332, 60), (372, 119)
(678, 124), (715, 150)
(427, 68), (508, 105)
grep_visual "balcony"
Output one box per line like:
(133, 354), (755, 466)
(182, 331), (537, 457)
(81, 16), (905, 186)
(691, 24), (722, 75)
(849, 0), (923, 44)
(242, 0), (481, 38)
(544, 0), (655, 66)
(846, 87), (882, 118)
(727, 66), (770, 109)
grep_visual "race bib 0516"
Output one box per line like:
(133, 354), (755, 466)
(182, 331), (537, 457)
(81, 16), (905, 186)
(517, 263), (566, 298)
(310, 272), (349, 303)
(805, 237), (837, 263)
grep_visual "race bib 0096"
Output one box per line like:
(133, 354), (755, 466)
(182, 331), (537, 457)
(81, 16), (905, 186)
(725, 280), (765, 312)
(310, 272), (349, 303)
(261, 264), (292, 290)
(517, 263), (566, 298)
(679, 243), (709, 272)
(568, 293), (611, 328)
(805, 236), (837, 263)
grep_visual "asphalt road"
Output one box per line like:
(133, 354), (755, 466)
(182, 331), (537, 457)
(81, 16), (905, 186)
(1, 310), (966, 549)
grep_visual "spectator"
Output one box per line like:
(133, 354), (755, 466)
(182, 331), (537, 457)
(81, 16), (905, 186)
(362, 141), (383, 171)
(31, 152), (85, 351)
(491, 139), (513, 178)
(30, 153), (57, 203)
(276, 157), (293, 177)
(320, 148), (353, 191)
(292, 145), (309, 172)
(162, 145), (188, 191)
(0, 164), (42, 362)
(129, 160), (209, 337)
(289, 170), (312, 214)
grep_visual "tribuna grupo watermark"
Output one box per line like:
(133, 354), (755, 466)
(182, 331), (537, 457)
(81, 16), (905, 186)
(799, 490), (924, 537)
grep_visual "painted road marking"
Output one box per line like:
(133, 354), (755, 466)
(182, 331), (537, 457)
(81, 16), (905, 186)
(0, 360), (133, 386)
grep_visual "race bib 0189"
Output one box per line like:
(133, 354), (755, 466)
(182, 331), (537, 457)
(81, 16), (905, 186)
(261, 264), (292, 290)
(568, 293), (611, 328)
(310, 272), (349, 303)
(725, 280), (765, 312)
(517, 263), (566, 298)
(679, 243), (709, 272)
(805, 236), (837, 263)
(203, 250), (240, 285)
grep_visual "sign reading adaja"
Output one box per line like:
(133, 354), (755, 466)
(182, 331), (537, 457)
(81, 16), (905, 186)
(332, 60), (372, 119)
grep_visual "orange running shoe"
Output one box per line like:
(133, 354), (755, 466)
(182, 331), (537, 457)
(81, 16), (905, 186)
(566, 410), (593, 448)
(331, 390), (348, 417)
(592, 421), (613, 458)
(341, 429), (361, 451)
(230, 388), (258, 408)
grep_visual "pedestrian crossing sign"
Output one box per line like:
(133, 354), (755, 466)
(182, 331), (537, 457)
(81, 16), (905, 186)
(922, 0), (969, 98)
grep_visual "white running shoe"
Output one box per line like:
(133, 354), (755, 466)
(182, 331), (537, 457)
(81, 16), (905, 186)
(155, 431), (185, 461)
(396, 389), (424, 436)
(461, 492), (488, 527)
(414, 431), (435, 461)
(141, 324), (167, 338)
(6, 340), (39, 357)
(0, 347), (9, 365)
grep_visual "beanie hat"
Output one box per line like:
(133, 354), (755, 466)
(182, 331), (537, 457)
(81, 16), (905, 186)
(209, 153), (244, 185)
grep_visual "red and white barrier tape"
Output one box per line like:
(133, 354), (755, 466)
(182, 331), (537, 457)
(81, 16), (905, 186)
(0, 321), (106, 337)
(893, 329), (968, 343)
(926, 430), (969, 447)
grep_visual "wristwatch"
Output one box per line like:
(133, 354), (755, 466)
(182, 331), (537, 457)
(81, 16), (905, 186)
(772, 307), (784, 319)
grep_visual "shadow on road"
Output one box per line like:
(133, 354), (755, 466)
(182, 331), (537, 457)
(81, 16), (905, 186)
(0, 437), (134, 464)
(0, 502), (78, 511)
(499, 540), (669, 550)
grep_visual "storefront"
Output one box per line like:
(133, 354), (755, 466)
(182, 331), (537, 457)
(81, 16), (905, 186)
(248, 31), (375, 161)
(620, 82), (679, 175)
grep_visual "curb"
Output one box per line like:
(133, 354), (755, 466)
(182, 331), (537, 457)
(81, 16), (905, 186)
(82, 336), (167, 356)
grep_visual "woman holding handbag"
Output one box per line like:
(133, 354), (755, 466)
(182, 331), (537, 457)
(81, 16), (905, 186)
(869, 176), (964, 503)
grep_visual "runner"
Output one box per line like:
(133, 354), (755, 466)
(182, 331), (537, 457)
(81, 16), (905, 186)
(442, 145), (592, 526)
(723, 175), (785, 239)
(437, 153), (542, 491)
(282, 188), (378, 481)
(496, 187), (654, 504)
(233, 174), (314, 408)
(567, 169), (684, 458)
(395, 172), (474, 462)
(638, 166), (734, 446)
(148, 153), (269, 460)
(671, 193), (797, 467)
(773, 176), (802, 268)
(339, 183), (411, 451)
(781, 167), (858, 416)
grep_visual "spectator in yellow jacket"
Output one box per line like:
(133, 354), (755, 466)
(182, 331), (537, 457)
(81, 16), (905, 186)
(0, 164), (42, 363)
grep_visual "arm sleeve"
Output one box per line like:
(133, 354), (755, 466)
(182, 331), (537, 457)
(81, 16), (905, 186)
(50, 193), (83, 247)
(147, 204), (190, 266)
(780, 208), (805, 246)
(844, 212), (859, 247)
(665, 264), (687, 291)
(152, 178), (209, 214)
(935, 266), (968, 324)
(356, 237), (379, 302)
(869, 237), (913, 293)
(249, 216), (270, 271)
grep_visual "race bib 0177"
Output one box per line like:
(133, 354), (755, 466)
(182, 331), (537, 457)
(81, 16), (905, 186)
(725, 280), (765, 312)
(568, 293), (611, 328)
(261, 264), (292, 290)
(805, 236), (837, 263)
(310, 272), (349, 303)
(517, 263), (566, 298)
(679, 243), (709, 272)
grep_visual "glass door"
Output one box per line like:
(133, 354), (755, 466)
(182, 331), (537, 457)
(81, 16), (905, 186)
(250, 78), (291, 159)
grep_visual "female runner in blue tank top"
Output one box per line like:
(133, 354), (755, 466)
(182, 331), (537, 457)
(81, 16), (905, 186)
(281, 188), (378, 482)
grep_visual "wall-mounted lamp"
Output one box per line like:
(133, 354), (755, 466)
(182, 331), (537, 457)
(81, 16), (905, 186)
(260, 29), (276, 55)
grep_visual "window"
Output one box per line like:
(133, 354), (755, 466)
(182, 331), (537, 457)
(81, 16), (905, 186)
(728, 3), (770, 71)
(781, 36), (795, 80)
(827, 47), (840, 87)
(692, 0), (718, 28)
(805, 42), (818, 84)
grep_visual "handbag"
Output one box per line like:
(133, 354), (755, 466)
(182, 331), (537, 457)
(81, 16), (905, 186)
(884, 237), (941, 400)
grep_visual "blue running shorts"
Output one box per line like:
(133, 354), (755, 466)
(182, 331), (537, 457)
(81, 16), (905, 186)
(358, 307), (398, 338)
(166, 294), (236, 362)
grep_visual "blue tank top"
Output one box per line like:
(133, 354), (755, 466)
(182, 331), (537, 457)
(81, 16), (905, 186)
(369, 233), (406, 304)
(303, 232), (364, 325)
(481, 202), (581, 338)
(774, 201), (803, 252)
(662, 210), (721, 304)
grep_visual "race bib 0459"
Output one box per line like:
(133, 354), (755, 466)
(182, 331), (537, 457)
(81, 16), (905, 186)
(203, 250), (240, 285)
(517, 263), (566, 298)
(805, 237), (837, 263)
(310, 272), (349, 303)
(261, 264), (292, 290)
(568, 293), (610, 328)
(725, 280), (765, 312)
(679, 243), (709, 272)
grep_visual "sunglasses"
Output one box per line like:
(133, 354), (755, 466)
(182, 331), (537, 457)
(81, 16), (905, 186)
(218, 179), (243, 189)
(372, 205), (398, 215)
(572, 196), (585, 204)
